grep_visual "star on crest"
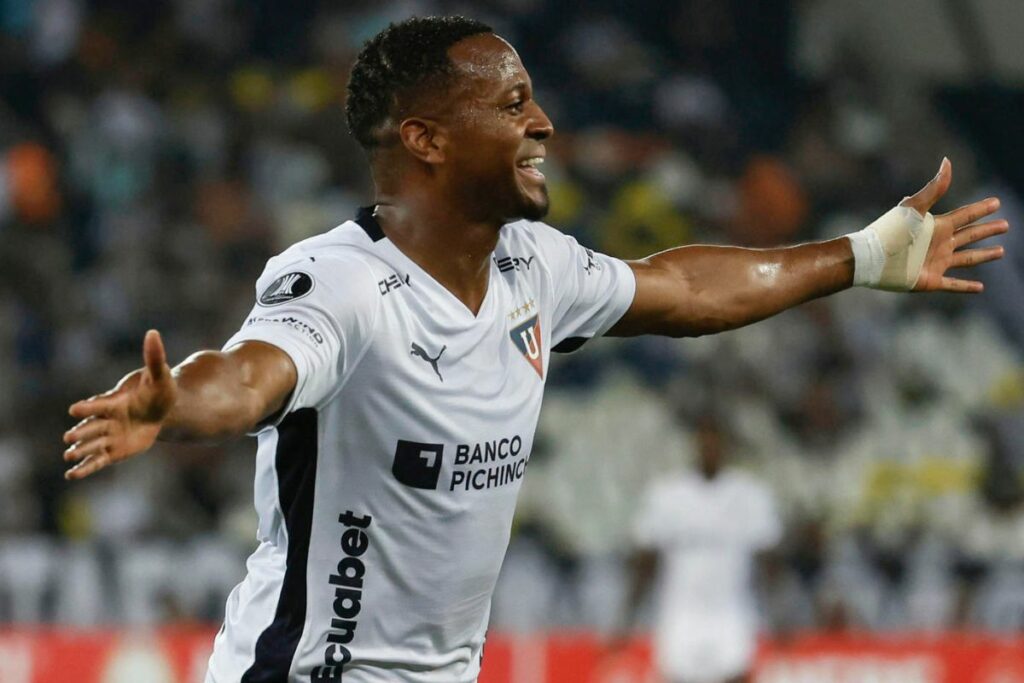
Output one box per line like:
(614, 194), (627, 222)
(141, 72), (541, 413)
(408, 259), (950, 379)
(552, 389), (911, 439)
(508, 299), (537, 321)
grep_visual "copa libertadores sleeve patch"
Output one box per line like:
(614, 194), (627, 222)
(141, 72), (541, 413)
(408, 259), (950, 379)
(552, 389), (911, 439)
(259, 271), (315, 306)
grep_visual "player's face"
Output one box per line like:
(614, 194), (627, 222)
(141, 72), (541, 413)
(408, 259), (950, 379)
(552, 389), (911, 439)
(441, 34), (554, 222)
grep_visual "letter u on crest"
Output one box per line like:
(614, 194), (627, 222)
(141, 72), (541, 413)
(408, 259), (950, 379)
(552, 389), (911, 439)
(520, 328), (541, 359)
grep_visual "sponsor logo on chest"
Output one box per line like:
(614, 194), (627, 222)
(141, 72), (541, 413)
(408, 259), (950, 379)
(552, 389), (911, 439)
(390, 436), (530, 493)
(494, 254), (535, 273)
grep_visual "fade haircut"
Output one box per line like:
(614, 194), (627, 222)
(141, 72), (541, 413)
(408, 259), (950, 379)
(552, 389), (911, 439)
(345, 16), (493, 150)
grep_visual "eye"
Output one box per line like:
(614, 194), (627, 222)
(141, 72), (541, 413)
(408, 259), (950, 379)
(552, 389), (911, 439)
(506, 100), (525, 114)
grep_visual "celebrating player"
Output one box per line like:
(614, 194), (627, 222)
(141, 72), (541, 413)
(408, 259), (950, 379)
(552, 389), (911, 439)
(62, 16), (1007, 683)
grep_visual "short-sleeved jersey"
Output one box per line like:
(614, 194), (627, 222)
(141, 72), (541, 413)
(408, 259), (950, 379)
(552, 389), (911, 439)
(633, 469), (781, 681)
(206, 208), (635, 683)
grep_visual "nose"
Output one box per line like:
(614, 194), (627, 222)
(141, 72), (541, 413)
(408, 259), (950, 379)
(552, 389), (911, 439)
(526, 101), (554, 141)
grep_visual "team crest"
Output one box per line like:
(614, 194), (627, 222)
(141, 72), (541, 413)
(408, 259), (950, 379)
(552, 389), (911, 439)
(259, 271), (313, 306)
(510, 315), (544, 379)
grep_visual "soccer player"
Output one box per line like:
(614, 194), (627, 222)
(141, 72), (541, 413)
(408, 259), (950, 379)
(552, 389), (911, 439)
(61, 15), (1007, 683)
(625, 416), (781, 683)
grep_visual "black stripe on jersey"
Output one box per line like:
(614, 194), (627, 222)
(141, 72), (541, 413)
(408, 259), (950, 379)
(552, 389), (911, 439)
(242, 408), (319, 683)
(552, 336), (588, 353)
(355, 206), (386, 242)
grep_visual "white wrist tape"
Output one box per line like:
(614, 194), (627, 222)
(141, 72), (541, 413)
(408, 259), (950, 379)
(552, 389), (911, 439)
(847, 205), (935, 290)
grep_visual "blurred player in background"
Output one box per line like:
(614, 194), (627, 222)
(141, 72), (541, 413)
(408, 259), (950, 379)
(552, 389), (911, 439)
(59, 15), (1006, 683)
(622, 415), (780, 683)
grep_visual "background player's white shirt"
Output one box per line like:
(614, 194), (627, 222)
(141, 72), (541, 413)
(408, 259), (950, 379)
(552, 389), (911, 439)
(205, 208), (635, 683)
(633, 469), (781, 683)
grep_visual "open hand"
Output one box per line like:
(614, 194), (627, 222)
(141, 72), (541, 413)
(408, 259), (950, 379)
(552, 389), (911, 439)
(901, 158), (1008, 292)
(63, 330), (177, 480)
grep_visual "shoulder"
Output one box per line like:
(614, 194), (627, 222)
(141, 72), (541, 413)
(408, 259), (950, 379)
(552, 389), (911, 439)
(499, 219), (601, 274)
(501, 219), (573, 254)
(254, 222), (383, 308)
(259, 221), (383, 284)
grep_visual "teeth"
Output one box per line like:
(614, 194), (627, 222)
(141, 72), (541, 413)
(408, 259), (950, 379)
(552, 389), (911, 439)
(518, 157), (544, 168)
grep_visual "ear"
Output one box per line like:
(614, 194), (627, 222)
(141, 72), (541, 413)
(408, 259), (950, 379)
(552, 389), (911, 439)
(398, 118), (447, 165)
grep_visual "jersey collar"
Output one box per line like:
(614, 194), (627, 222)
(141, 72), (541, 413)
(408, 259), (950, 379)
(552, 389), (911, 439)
(355, 205), (386, 242)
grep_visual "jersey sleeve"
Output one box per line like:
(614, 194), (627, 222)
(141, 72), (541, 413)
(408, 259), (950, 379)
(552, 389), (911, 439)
(530, 223), (636, 352)
(222, 253), (379, 424)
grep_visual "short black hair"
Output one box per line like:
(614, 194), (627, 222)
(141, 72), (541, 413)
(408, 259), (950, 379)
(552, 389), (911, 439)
(345, 16), (493, 150)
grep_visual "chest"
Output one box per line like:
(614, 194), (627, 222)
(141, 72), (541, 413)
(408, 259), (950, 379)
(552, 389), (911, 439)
(663, 481), (757, 543)
(325, 268), (550, 503)
(370, 265), (549, 389)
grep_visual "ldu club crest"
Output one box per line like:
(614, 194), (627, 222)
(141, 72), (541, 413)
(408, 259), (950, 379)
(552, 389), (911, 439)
(510, 315), (543, 379)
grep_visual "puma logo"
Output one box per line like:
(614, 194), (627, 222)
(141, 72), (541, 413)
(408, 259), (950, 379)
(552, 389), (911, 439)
(410, 342), (446, 382)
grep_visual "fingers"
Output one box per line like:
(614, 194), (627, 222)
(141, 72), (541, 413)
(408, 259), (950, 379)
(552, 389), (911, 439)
(953, 218), (1008, 247)
(63, 417), (118, 478)
(901, 157), (952, 215)
(63, 417), (109, 449)
(63, 436), (110, 463)
(143, 329), (168, 381)
(65, 452), (113, 481)
(950, 246), (1005, 269)
(68, 393), (120, 420)
(944, 198), (1001, 230)
(939, 276), (984, 294)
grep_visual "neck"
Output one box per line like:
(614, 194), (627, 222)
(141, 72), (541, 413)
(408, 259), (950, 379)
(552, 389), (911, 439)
(372, 189), (502, 315)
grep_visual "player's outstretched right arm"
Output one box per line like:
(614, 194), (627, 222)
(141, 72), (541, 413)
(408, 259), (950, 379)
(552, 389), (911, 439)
(62, 330), (297, 480)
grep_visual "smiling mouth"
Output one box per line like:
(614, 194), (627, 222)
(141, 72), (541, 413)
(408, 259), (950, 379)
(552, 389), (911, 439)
(516, 157), (545, 182)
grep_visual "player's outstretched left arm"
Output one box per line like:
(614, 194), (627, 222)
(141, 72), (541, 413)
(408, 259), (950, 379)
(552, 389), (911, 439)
(608, 158), (1008, 338)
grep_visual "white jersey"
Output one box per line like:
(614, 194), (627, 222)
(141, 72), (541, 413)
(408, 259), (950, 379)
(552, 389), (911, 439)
(633, 469), (781, 682)
(206, 207), (635, 683)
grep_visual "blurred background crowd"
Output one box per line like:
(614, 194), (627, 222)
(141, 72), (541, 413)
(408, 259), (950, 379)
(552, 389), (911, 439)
(1, 0), (1022, 637)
